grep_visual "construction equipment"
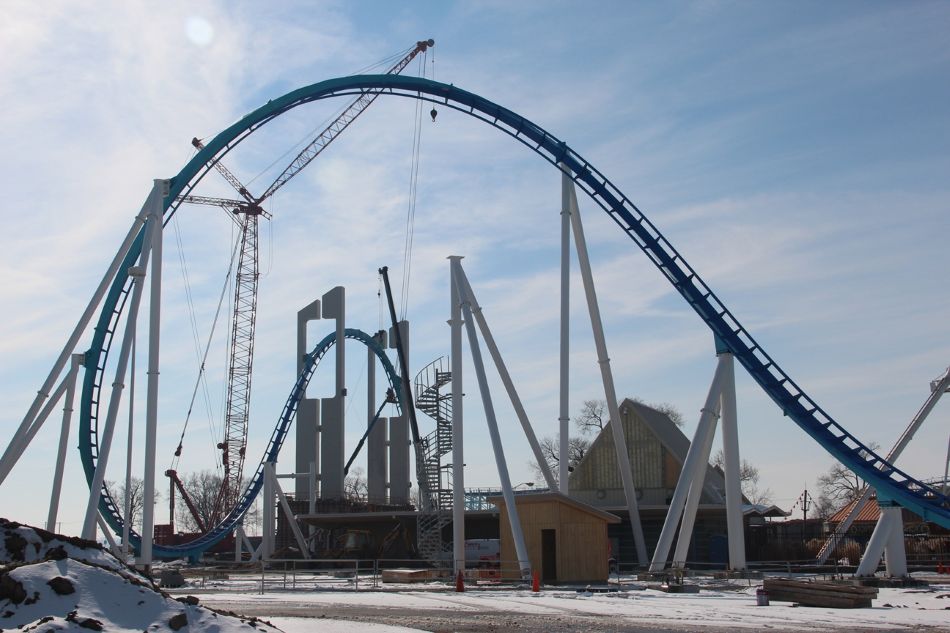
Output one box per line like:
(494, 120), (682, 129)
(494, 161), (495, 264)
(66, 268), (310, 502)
(378, 265), (444, 561)
(170, 39), (435, 527)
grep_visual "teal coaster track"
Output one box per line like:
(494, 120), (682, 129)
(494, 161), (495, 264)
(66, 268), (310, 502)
(80, 74), (949, 560)
(80, 327), (401, 559)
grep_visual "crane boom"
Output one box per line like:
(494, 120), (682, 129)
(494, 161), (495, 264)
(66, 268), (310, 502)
(173, 39), (433, 530)
(257, 39), (434, 202)
(191, 137), (255, 204)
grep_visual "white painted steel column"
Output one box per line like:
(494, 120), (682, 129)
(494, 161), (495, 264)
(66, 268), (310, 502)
(140, 178), (169, 565)
(453, 261), (531, 578)
(565, 175), (648, 565)
(123, 337), (136, 555)
(454, 264), (557, 490)
(856, 500), (892, 576)
(883, 506), (908, 577)
(47, 354), (81, 533)
(558, 165), (571, 494)
(448, 256), (465, 575)
(0, 196), (154, 486)
(718, 353), (746, 570)
(650, 355), (728, 571)
(818, 365), (950, 564)
(83, 247), (154, 540)
(672, 406), (719, 567)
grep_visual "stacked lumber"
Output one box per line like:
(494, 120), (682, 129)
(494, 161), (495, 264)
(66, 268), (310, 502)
(763, 578), (878, 608)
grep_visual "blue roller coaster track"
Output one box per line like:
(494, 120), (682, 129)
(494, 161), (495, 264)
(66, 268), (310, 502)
(80, 75), (949, 560)
(80, 327), (401, 559)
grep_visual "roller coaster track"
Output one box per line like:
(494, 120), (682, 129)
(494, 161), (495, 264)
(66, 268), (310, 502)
(80, 328), (401, 559)
(80, 75), (949, 559)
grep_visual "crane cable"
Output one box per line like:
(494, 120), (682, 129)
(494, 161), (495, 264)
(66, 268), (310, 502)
(171, 222), (243, 472)
(170, 216), (220, 464)
(399, 50), (428, 320)
(245, 45), (417, 190)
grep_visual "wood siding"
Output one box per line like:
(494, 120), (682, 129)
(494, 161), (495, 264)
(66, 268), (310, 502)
(497, 496), (613, 583)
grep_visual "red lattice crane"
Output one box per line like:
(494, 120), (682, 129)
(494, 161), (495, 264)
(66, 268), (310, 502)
(173, 39), (435, 525)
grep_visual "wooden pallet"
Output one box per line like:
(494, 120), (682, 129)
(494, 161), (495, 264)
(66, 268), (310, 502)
(763, 578), (878, 608)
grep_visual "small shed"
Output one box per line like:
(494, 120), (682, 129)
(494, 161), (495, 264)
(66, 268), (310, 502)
(490, 491), (620, 584)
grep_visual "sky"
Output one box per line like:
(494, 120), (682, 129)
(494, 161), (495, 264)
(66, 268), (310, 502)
(1, 1), (948, 537)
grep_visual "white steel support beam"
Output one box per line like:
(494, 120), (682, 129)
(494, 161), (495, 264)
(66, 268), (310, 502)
(857, 504), (907, 577)
(453, 263), (557, 491)
(558, 165), (571, 494)
(818, 365), (950, 564)
(97, 514), (120, 553)
(672, 405), (719, 568)
(140, 178), (169, 565)
(123, 337), (136, 556)
(564, 171), (648, 564)
(650, 354), (729, 571)
(83, 232), (155, 540)
(448, 256), (465, 575)
(884, 506), (908, 577)
(0, 190), (156, 486)
(47, 354), (82, 533)
(13, 370), (73, 488)
(452, 260), (531, 578)
(718, 353), (746, 570)
(270, 468), (310, 557)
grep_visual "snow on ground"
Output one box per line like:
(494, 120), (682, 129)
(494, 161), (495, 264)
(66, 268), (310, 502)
(269, 618), (425, 632)
(191, 574), (950, 632)
(1, 519), (280, 632)
(0, 518), (138, 580)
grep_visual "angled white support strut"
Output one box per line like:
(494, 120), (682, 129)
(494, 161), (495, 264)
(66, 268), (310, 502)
(819, 365), (950, 565)
(563, 167), (648, 565)
(650, 353), (729, 571)
(452, 259), (531, 578)
(0, 197), (153, 487)
(453, 262), (557, 490)
(140, 178), (169, 565)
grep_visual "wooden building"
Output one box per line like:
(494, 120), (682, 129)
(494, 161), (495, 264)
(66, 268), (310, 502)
(490, 491), (620, 584)
(569, 399), (735, 564)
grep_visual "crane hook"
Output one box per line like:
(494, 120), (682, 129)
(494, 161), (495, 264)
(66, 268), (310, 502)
(430, 107), (438, 122)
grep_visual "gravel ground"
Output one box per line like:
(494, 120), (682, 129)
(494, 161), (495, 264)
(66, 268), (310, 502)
(209, 600), (737, 632)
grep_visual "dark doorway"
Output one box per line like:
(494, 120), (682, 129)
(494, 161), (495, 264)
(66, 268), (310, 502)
(541, 529), (557, 583)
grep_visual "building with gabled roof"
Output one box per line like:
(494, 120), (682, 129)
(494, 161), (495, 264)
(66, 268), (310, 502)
(568, 398), (739, 565)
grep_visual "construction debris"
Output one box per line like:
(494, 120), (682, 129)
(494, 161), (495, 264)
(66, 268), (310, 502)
(763, 578), (878, 608)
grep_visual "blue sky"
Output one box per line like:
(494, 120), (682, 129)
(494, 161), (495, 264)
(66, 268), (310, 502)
(1, 1), (948, 536)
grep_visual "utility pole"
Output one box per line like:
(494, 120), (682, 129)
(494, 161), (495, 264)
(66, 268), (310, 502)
(802, 489), (811, 551)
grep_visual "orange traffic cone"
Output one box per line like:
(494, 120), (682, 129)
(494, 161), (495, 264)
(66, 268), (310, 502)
(532, 570), (540, 592)
(456, 569), (465, 592)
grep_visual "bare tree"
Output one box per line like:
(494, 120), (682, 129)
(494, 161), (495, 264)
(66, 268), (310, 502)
(711, 450), (772, 505)
(573, 399), (608, 435)
(813, 493), (839, 520)
(344, 467), (368, 502)
(816, 463), (865, 511)
(815, 444), (878, 513)
(529, 435), (591, 487)
(712, 452), (772, 505)
(105, 477), (152, 533)
(175, 470), (224, 533)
